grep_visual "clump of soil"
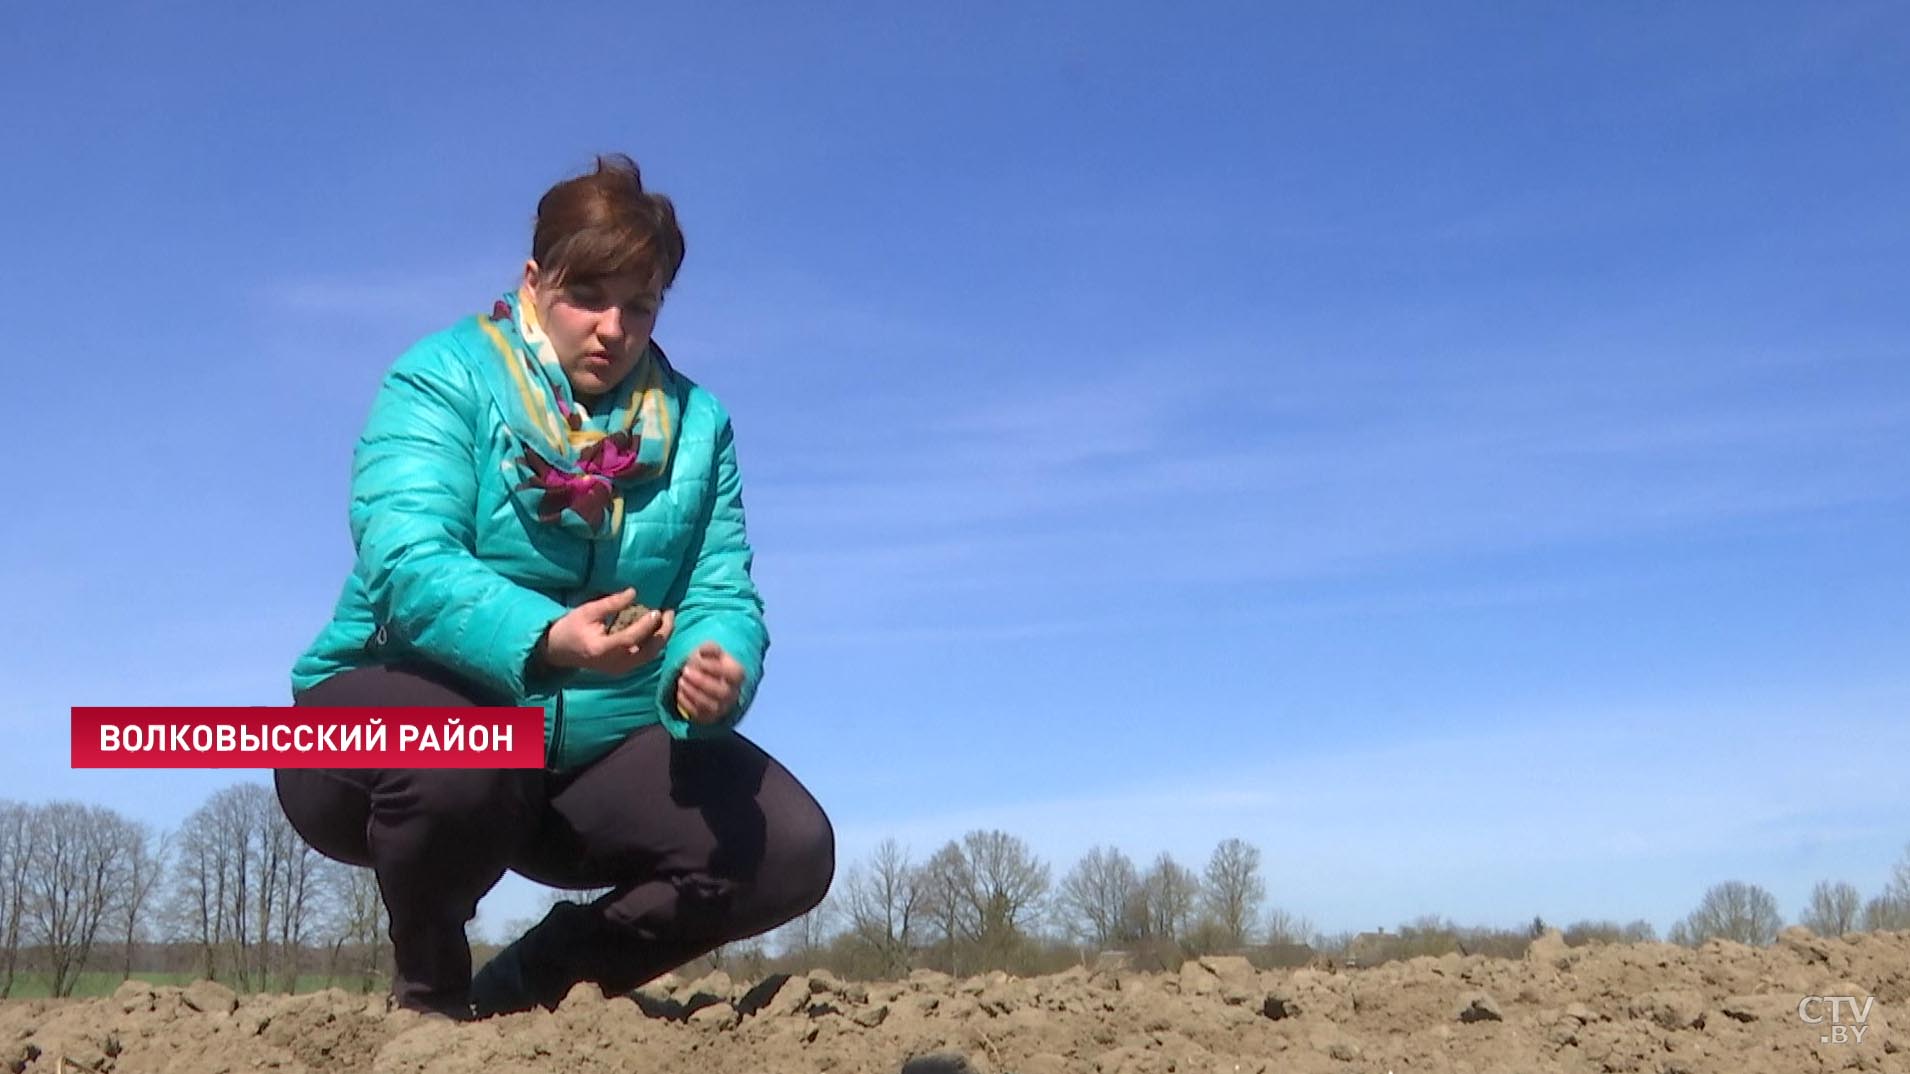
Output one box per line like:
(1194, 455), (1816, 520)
(604, 601), (654, 634)
(4, 927), (1903, 1073)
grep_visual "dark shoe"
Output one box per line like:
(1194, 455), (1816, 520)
(387, 990), (475, 1022)
(471, 900), (597, 1018)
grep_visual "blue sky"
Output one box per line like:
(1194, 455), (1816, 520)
(4, 2), (1907, 943)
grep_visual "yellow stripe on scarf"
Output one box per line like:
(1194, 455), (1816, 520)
(623, 352), (672, 457)
(478, 316), (566, 454)
(565, 352), (669, 459)
(510, 293), (574, 448)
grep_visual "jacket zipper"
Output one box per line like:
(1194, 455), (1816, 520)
(548, 540), (599, 770)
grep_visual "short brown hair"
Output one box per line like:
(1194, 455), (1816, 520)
(531, 154), (686, 292)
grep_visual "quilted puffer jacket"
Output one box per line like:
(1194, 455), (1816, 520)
(291, 315), (767, 772)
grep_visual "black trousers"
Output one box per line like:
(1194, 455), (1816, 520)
(274, 661), (834, 1014)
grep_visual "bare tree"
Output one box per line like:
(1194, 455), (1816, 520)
(1394, 914), (1463, 958)
(952, 830), (1049, 967)
(1058, 845), (1141, 948)
(162, 782), (324, 989)
(775, 892), (838, 963)
(165, 798), (235, 980)
(841, 839), (920, 976)
(1202, 838), (1266, 949)
(117, 825), (168, 980)
(1263, 907), (1316, 947)
(1562, 919), (1658, 945)
(1673, 881), (1783, 946)
(912, 832), (1048, 973)
(1866, 845), (1910, 932)
(1620, 919), (1659, 943)
(1861, 847), (1910, 933)
(26, 803), (141, 996)
(0, 802), (34, 997)
(314, 860), (352, 988)
(1800, 881), (1863, 937)
(1862, 894), (1910, 931)
(1312, 930), (1355, 960)
(207, 785), (268, 989)
(269, 813), (325, 993)
(1140, 852), (1199, 943)
(321, 864), (389, 992)
(205, 783), (331, 991)
(916, 843), (968, 976)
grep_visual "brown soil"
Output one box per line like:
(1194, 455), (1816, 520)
(4, 928), (1904, 1073)
(605, 602), (654, 634)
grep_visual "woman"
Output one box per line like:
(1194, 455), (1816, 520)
(277, 154), (834, 1020)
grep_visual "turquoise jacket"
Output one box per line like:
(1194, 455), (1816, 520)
(291, 316), (767, 772)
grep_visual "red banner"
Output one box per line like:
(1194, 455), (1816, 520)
(70, 707), (546, 769)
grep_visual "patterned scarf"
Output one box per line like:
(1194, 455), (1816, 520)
(472, 287), (678, 540)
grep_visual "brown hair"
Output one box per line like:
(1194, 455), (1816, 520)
(531, 154), (686, 292)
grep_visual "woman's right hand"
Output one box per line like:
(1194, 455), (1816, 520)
(539, 589), (675, 676)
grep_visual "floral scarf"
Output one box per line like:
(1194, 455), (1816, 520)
(473, 288), (678, 540)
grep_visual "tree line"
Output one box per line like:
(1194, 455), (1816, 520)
(0, 788), (386, 997)
(4, 784), (1908, 993)
(792, 835), (1304, 979)
(754, 832), (1910, 979)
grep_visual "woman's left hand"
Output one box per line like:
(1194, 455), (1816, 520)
(675, 642), (745, 724)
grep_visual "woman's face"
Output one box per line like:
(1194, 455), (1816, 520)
(525, 261), (662, 401)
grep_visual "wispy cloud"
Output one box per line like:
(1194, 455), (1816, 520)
(257, 262), (516, 322)
(745, 339), (1907, 636)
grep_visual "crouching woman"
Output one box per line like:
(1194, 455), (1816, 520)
(276, 154), (833, 1019)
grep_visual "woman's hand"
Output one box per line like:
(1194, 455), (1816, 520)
(675, 642), (745, 724)
(540, 589), (675, 676)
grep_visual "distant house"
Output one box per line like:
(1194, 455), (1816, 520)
(1345, 930), (1398, 968)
